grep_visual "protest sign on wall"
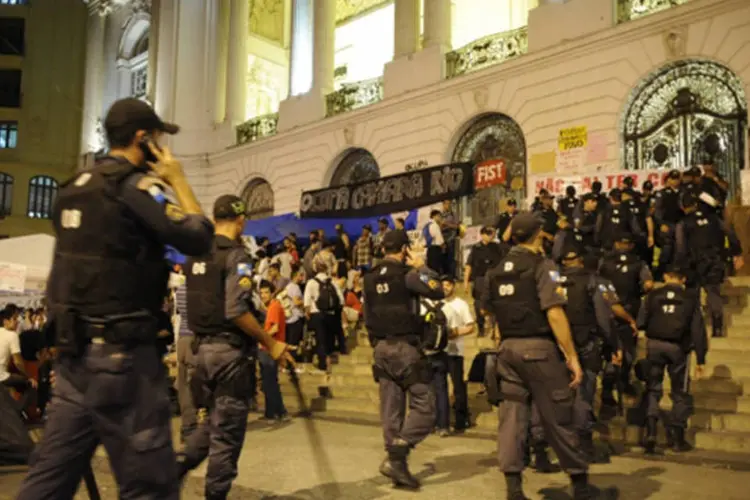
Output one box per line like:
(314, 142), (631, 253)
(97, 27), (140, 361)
(528, 168), (670, 204)
(0, 262), (26, 293)
(556, 126), (588, 173)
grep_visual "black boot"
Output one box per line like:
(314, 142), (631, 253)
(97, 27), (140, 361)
(532, 447), (553, 473)
(712, 316), (724, 338)
(571, 473), (594, 500)
(382, 443), (420, 490)
(670, 426), (693, 452)
(644, 417), (658, 454)
(505, 472), (529, 500)
(580, 433), (596, 463)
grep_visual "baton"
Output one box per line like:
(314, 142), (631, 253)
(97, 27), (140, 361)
(82, 463), (101, 500)
(288, 368), (340, 496)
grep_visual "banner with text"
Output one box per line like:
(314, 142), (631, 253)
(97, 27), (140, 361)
(299, 162), (474, 219)
(556, 126), (588, 173)
(529, 168), (671, 202)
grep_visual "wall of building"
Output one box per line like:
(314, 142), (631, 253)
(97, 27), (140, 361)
(195, 0), (750, 217)
(0, 0), (87, 237)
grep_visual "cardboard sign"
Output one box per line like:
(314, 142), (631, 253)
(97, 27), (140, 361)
(474, 159), (506, 189)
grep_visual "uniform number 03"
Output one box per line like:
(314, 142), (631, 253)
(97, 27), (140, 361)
(498, 284), (515, 296)
(192, 262), (207, 275)
(376, 283), (390, 294)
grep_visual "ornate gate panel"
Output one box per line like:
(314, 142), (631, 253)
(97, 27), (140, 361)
(329, 148), (380, 187)
(241, 178), (274, 220)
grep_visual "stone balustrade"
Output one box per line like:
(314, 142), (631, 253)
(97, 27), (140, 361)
(446, 27), (529, 79)
(325, 77), (384, 118)
(236, 112), (279, 145)
(616, 0), (692, 23)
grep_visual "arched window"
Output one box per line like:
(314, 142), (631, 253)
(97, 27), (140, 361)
(27, 175), (58, 219)
(621, 60), (747, 196)
(452, 113), (527, 226)
(117, 15), (150, 100)
(329, 148), (380, 187)
(0, 172), (13, 216)
(241, 178), (274, 220)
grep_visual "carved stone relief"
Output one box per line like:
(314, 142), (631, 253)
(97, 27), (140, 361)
(249, 0), (285, 44)
(663, 26), (687, 59)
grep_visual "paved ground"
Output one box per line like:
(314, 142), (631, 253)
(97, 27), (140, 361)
(3, 417), (750, 499)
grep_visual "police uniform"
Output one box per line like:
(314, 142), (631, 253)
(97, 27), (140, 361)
(465, 238), (508, 335)
(534, 204), (558, 256)
(595, 190), (640, 250)
(625, 190), (654, 267)
(481, 213), (589, 499)
(551, 225), (584, 263)
(18, 99), (213, 500)
(178, 195), (266, 499)
(558, 192), (579, 221)
(675, 194), (739, 338)
(574, 197), (599, 254)
(495, 207), (517, 244)
(653, 174), (683, 276)
(364, 230), (444, 490)
(637, 276), (707, 452)
(598, 240), (652, 400)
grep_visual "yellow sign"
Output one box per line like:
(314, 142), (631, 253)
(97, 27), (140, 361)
(558, 126), (588, 151)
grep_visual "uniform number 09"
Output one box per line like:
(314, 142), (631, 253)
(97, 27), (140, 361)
(498, 284), (515, 296)
(376, 283), (390, 294)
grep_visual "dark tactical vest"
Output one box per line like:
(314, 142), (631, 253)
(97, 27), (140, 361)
(186, 235), (246, 343)
(656, 188), (682, 225)
(600, 204), (632, 246)
(683, 210), (723, 256)
(559, 196), (578, 221)
(599, 251), (641, 312)
(578, 211), (597, 248)
(46, 157), (169, 321)
(644, 285), (696, 343)
(560, 267), (596, 345)
(628, 199), (648, 234)
(364, 259), (416, 340)
(487, 250), (551, 339)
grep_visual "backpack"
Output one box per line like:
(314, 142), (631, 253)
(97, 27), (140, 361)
(421, 299), (449, 352)
(315, 278), (341, 314)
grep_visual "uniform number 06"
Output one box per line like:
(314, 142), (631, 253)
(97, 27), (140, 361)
(192, 262), (207, 275)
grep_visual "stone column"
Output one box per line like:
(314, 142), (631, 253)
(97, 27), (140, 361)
(213, 0), (230, 124)
(288, 0), (313, 96)
(146, 0), (160, 103)
(394, 0), (420, 58)
(311, 0), (335, 94)
(225, 0), (249, 125)
(423, 0), (452, 51)
(80, 12), (106, 154)
(154, 0), (177, 122)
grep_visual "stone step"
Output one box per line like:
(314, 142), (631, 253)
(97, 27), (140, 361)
(695, 430), (750, 453)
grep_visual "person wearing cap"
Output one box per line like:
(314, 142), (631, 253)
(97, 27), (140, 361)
(352, 224), (374, 269)
(332, 223), (351, 277)
(641, 180), (655, 208)
(636, 264), (707, 453)
(178, 194), (294, 498)
(551, 215), (583, 264)
(533, 190), (558, 256)
(674, 191), (742, 338)
(495, 198), (518, 244)
(680, 166), (702, 197)
(573, 193), (599, 253)
(463, 226), (508, 337)
(17, 98), (214, 499)
(557, 185), (579, 222)
(373, 217), (390, 265)
(589, 180), (609, 215)
(653, 169), (683, 279)
(481, 213), (601, 500)
(363, 229), (444, 490)
(622, 187), (655, 267)
(599, 232), (654, 404)
(595, 188), (641, 251)
(558, 246), (627, 463)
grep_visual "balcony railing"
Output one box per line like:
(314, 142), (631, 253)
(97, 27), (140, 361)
(236, 112), (279, 145)
(446, 27), (528, 79)
(616, 0), (691, 23)
(326, 77), (384, 117)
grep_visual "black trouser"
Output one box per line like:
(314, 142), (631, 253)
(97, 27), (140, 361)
(309, 312), (341, 370)
(427, 246), (444, 274)
(443, 240), (457, 278)
(645, 339), (692, 428)
(448, 355), (469, 429)
(472, 278), (486, 335)
(286, 320), (305, 362)
(2, 374), (37, 414)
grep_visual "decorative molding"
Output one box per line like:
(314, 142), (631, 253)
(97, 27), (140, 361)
(236, 113), (280, 145)
(663, 26), (688, 59)
(473, 87), (489, 110)
(326, 77), (384, 117)
(617, 0), (691, 24)
(84, 0), (151, 17)
(343, 125), (355, 146)
(446, 27), (529, 79)
(336, 0), (389, 25)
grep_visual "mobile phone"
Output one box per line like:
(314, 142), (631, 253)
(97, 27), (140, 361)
(139, 133), (161, 164)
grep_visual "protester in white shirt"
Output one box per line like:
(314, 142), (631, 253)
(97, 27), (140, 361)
(303, 260), (345, 373)
(421, 276), (474, 435)
(424, 210), (445, 273)
(0, 306), (38, 416)
(281, 264), (306, 364)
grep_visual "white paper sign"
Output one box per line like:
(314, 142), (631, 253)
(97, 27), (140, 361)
(0, 262), (27, 293)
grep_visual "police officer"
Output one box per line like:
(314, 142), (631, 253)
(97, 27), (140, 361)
(681, 166), (702, 196)
(653, 170), (683, 278)
(482, 213), (598, 500)
(574, 193), (599, 254)
(697, 163), (729, 218)
(364, 229), (445, 490)
(558, 185), (579, 221)
(18, 98), (214, 499)
(641, 180), (655, 210)
(599, 234), (653, 402)
(675, 191), (740, 338)
(595, 188), (640, 251)
(622, 187), (655, 267)
(551, 215), (583, 263)
(637, 265), (707, 453)
(464, 226), (508, 336)
(496, 199), (518, 244)
(178, 195), (293, 499)
(534, 190), (558, 255)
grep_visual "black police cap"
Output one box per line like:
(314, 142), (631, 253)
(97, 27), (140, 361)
(642, 180), (654, 190)
(382, 229), (410, 253)
(213, 194), (246, 220)
(615, 232), (633, 244)
(680, 190), (698, 208)
(686, 166), (702, 177)
(667, 169), (681, 180)
(510, 212), (542, 242)
(664, 263), (686, 277)
(104, 98), (180, 137)
(609, 188), (622, 201)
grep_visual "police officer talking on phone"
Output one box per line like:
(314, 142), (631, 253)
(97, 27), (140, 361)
(482, 213), (603, 500)
(178, 194), (294, 500)
(364, 229), (444, 490)
(18, 98), (214, 499)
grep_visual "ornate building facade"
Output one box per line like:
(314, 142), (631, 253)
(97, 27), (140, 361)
(79, 0), (750, 226)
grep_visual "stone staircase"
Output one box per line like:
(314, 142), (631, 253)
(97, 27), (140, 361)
(271, 277), (750, 454)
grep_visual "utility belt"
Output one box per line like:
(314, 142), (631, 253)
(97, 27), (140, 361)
(570, 324), (597, 349)
(191, 331), (250, 355)
(51, 307), (158, 356)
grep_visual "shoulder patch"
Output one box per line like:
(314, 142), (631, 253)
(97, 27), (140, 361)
(165, 203), (186, 222)
(548, 270), (560, 282)
(237, 262), (253, 277)
(74, 173), (92, 187)
(428, 279), (439, 290)
(598, 284), (607, 292)
(238, 276), (253, 289)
